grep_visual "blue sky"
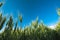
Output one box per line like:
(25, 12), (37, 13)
(0, 0), (60, 28)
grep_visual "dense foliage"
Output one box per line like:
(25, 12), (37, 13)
(0, 14), (60, 40)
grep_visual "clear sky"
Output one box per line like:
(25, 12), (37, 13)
(0, 0), (60, 28)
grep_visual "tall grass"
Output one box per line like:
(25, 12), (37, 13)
(0, 14), (60, 40)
